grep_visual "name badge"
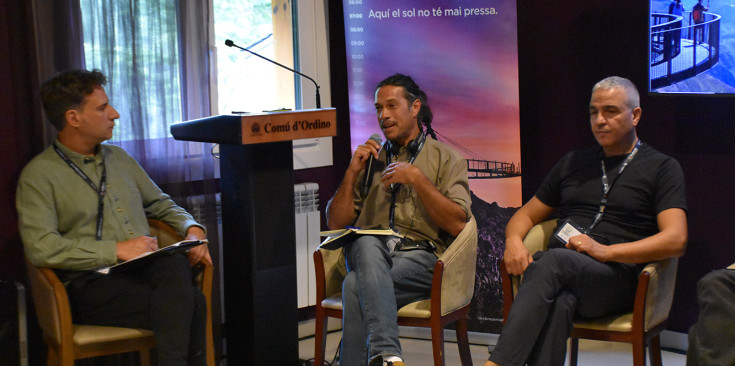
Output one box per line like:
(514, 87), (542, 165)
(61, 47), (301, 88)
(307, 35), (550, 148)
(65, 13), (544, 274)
(555, 219), (584, 243)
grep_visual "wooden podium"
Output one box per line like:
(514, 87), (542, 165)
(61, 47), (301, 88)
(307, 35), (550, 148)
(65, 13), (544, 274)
(171, 109), (336, 365)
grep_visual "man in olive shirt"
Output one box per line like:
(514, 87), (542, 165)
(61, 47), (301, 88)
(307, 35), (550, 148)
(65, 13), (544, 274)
(326, 74), (471, 366)
(17, 69), (210, 365)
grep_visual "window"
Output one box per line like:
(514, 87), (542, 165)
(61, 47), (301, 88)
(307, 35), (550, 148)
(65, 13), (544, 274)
(80, 0), (296, 141)
(213, 0), (334, 169)
(213, 0), (295, 115)
(78, 0), (330, 168)
(81, 0), (183, 142)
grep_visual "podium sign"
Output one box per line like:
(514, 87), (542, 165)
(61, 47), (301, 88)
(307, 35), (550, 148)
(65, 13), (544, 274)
(171, 108), (336, 365)
(239, 108), (335, 144)
(170, 108), (336, 145)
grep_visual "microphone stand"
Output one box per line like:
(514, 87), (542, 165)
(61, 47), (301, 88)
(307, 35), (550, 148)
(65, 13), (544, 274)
(225, 39), (321, 108)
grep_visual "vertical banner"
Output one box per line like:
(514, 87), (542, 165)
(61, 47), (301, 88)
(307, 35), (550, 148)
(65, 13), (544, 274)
(343, 0), (521, 333)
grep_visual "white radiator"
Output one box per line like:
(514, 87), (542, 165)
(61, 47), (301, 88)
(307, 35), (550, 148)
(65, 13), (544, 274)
(294, 183), (321, 308)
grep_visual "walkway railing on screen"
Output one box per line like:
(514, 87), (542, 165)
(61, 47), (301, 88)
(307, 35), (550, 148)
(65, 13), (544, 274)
(650, 11), (720, 89)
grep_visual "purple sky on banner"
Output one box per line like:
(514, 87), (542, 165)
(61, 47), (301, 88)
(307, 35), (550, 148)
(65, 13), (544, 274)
(344, 0), (521, 206)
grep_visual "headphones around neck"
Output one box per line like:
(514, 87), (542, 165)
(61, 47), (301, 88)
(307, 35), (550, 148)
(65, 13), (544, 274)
(386, 132), (425, 158)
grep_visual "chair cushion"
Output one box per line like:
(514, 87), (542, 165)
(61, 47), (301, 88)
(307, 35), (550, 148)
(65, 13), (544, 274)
(322, 294), (343, 310)
(73, 325), (154, 346)
(573, 313), (633, 333)
(321, 293), (432, 319)
(397, 299), (431, 318)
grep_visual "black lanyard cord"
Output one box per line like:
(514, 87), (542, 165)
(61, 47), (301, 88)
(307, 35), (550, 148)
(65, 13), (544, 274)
(387, 132), (427, 230)
(54, 144), (107, 241)
(588, 139), (642, 232)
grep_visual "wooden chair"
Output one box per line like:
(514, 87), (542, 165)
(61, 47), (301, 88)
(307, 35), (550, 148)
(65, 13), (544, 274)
(314, 216), (478, 366)
(500, 220), (679, 366)
(25, 219), (215, 366)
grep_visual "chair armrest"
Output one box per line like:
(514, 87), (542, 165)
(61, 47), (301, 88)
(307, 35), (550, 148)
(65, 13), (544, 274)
(24, 258), (70, 346)
(640, 257), (679, 331)
(438, 216), (478, 316)
(522, 219), (557, 254)
(148, 219), (183, 248)
(147, 218), (211, 287)
(501, 219), (557, 319)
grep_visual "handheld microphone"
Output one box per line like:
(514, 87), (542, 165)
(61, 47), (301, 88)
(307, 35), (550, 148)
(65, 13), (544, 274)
(362, 134), (383, 197)
(224, 39), (321, 108)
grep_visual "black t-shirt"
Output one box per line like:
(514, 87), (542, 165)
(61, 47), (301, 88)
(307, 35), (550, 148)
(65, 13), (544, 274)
(536, 143), (687, 247)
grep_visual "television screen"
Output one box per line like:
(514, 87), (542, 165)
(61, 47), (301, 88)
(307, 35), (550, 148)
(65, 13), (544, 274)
(650, 0), (735, 93)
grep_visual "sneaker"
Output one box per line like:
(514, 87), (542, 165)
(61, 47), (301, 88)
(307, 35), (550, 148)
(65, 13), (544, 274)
(386, 362), (405, 366)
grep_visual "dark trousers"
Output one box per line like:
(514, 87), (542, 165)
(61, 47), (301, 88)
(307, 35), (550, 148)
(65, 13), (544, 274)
(687, 268), (735, 366)
(66, 254), (206, 366)
(489, 248), (638, 366)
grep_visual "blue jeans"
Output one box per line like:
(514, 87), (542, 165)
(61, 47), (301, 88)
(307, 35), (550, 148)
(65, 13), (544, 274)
(341, 235), (437, 366)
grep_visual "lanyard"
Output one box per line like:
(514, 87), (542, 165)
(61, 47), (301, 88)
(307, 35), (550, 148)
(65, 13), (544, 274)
(387, 132), (427, 230)
(54, 144), (107, 241)
(588, 139), (642, 232)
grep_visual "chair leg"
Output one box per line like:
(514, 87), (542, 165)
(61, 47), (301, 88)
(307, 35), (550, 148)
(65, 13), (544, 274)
(455, 317), (473, 366)
(569, 337), (579, 366)
(46, 348), (58, 366)
(206, 310), (215, 366)
(52, 345), (73, 366)
(314, 310), (329, 366)
(648, 335), (663, 366)
(430, 321), (446, 366)
(139, 349), (152, 366)
(632, 338), (647, 366)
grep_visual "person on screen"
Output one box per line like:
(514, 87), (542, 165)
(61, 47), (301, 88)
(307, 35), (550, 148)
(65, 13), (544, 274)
(686, 264), (735, 365)
(16, 69), (211, 365)
(484, 76), (688, 366)
(669, 0), (684, 16)
(326, 73), (471, 366)
(692, 0), (708, 43)
(668, 0), (685, 53)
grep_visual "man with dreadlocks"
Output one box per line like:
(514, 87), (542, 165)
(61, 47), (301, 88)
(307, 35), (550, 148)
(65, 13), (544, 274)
(326, 73), (471, 366)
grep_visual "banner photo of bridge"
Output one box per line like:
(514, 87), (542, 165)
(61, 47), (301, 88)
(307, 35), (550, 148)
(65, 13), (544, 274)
(343, 0), (521, 333)
(650, 0), (735, 93)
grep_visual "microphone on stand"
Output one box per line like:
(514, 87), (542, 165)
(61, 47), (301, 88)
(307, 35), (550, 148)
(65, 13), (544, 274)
(224, 39), (321, 108)
(361, 134), (383, 197)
